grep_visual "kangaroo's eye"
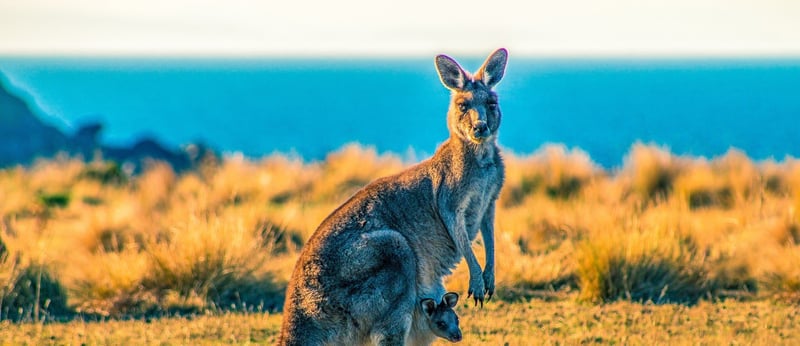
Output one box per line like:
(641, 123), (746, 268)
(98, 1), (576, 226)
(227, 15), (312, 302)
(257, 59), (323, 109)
(437, 321), (446, 328)
(487, 100), (498, 110)
(457, 103), (468, 113)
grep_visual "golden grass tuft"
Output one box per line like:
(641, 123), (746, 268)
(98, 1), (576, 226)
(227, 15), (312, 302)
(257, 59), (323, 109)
(312, 144), (404, 201)
(621, 142), (683, 202)
(576, 225), (711, 304)
(0, 231), (69, 321)
(501, 144), (599, 207)
(141, 212), (280, 312)
(758, 245), (800, 303)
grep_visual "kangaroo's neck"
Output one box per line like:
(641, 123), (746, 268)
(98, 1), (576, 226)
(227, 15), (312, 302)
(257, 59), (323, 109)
(445, 136), (498, 168)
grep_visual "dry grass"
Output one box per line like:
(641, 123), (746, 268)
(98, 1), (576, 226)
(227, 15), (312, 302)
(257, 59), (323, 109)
(576, 226), (710, 304)
(1, 142), (800, 331)
(1, 299), (799, 345)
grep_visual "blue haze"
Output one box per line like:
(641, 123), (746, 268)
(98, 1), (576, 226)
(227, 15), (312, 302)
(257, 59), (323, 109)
(1, 57), (799, 168)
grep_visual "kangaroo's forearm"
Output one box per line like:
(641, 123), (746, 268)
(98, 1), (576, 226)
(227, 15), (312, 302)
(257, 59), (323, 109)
(481, 228), (495, 272)
(480, 205), (496, 272)
(445, 211), (483, 275)
(460, 235), (481, 274)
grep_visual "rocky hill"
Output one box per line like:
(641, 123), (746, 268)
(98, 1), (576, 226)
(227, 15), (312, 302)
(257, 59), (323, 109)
(0, 75), (214, 171)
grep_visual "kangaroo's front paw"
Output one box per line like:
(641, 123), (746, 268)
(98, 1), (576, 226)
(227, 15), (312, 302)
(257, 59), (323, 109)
(467, 274), (486, 307)
(482, 269), (495, 301)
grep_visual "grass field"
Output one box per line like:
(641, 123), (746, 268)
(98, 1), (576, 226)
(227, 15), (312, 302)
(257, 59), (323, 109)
(2, 142), (800, 343)
(1, 299), (798, 345)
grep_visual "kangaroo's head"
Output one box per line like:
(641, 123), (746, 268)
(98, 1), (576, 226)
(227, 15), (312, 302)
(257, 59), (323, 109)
(435, 48), (508, 146)
(420, 292), (462, 343)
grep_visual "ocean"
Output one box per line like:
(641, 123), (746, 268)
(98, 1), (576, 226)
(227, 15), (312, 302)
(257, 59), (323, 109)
(1, 57), (799, 168)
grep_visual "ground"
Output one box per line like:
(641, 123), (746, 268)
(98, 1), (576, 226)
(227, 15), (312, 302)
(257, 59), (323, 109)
(1, 299), (798, 345)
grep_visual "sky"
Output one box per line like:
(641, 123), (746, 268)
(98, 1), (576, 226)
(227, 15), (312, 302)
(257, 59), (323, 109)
(1, 0), (799, 57)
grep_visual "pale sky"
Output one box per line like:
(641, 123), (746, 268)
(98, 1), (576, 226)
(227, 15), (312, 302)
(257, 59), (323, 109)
(1, 0), (799, 57)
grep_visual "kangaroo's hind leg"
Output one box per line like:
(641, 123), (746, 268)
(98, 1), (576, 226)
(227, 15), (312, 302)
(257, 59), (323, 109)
(333, 229), (417, 345)
(370, 306), (414, 346)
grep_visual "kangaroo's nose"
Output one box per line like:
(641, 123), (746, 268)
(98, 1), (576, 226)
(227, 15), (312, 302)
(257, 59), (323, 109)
(473, 121), (488, 134)
(451, 331), (462, 342)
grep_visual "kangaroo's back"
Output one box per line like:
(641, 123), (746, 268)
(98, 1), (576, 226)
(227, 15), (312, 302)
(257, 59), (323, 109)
(279, 48), (508, 346)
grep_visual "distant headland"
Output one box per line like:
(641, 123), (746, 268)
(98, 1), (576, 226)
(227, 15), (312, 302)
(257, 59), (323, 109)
(0, 74), (215, 172)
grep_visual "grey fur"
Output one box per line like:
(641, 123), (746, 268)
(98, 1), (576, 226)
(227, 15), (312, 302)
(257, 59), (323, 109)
(279, 48), (508, 346)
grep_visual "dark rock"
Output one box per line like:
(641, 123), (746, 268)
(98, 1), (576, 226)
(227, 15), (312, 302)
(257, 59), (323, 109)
(0, 78), (71, 166)
(0, 74), (217, 172)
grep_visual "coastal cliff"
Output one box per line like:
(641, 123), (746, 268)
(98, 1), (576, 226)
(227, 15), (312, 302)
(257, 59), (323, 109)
(0, 75), (214, 171)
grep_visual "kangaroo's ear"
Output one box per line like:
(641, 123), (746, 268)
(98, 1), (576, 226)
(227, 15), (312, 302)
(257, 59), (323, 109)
(475, 48), (508, 89)
(420, 298), (437, 317)
(442, 292), (459, 308)
(435, 55), (468, 91)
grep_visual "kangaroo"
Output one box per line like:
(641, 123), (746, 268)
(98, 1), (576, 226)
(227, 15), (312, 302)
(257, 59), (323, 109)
(410, 292), (462, 345)
(279, 48), (508, 346)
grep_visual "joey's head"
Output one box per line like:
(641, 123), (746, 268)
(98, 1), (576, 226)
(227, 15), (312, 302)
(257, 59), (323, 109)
(420, 292), (462, 343)
(435, 48), (508, 145)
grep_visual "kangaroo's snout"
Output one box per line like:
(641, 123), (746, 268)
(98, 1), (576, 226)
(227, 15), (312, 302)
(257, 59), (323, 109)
(449, 330), (462, 342)
(472, 121), (488, 137)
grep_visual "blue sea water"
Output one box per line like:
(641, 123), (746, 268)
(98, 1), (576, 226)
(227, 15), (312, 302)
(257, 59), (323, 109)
(1, 57), (799, 168)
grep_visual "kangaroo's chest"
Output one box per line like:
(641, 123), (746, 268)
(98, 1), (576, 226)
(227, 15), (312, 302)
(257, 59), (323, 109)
(459, 166), (502, 239)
